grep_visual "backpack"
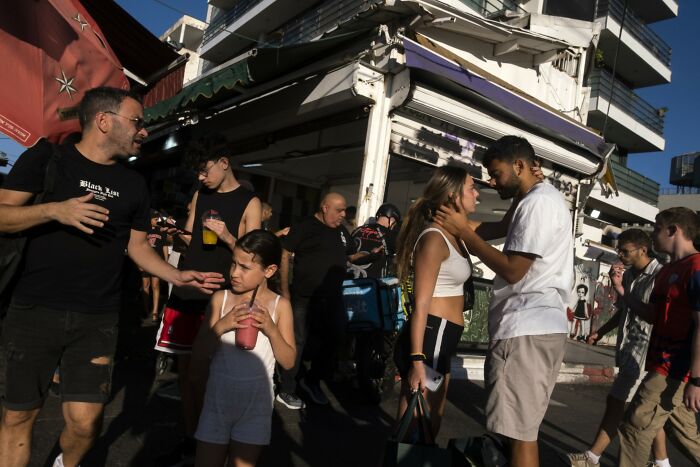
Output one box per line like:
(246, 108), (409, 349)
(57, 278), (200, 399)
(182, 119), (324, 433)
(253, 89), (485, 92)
(0, 144), (62, 308)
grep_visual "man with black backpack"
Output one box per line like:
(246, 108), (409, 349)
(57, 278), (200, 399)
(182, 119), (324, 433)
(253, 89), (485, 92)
(347, 203), (401, 280)
(0, 87), (223, 467)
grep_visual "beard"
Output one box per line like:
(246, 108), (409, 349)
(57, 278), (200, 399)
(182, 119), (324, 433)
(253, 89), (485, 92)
(496, 173), (520, 199)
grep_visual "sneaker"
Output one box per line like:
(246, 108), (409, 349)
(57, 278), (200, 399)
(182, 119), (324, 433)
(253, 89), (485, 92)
(299, 378), (329, 405)
(563, 452), (599, 466)
(276, 392), (305, 410)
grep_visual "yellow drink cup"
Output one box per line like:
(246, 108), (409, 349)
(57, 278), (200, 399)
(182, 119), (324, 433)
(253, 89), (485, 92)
(202, 229), (218, 245)
(201, 209), (222, 246)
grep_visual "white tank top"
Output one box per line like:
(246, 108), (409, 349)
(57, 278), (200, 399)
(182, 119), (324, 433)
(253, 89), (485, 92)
(414, 228), (472, 297)
(209, 290), (280, 381)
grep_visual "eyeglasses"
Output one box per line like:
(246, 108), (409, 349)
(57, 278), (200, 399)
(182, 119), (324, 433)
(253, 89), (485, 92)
(105, 111), (145, 131)
(616, 247), (642, 256)
(198, 158), (229, 177)
(198, 161), (216, 177)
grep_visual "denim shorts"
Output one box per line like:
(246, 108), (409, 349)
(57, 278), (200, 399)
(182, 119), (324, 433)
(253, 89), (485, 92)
(1, 300), (119, 410)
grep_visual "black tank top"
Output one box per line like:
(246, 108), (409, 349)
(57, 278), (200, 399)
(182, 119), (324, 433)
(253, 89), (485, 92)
(170, 186), (257, 304)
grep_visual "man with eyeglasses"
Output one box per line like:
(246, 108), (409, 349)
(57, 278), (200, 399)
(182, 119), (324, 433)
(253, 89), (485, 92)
(565, 228), (668, 467)
(616, 208), (700, 466)
(0, 87), (224, 467)
(155, 134), (261, 467)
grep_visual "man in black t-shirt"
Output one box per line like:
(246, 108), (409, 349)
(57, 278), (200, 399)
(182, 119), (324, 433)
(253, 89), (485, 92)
(276, 193), (367, 409)
(347, 203), (401, 279)
(0, 87), (223, 467)
(154, 135), (261, 465)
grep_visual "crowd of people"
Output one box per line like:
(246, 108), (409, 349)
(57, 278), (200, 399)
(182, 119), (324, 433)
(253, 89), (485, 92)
(0, 86), (698, 467)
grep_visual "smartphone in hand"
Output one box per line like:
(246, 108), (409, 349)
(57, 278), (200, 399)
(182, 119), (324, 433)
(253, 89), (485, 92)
(423, 363), (444, 392)
(156, 218), (191, 235)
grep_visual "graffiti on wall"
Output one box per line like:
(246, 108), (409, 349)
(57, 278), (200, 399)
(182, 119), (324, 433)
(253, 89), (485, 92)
(567, 261), (619, 343)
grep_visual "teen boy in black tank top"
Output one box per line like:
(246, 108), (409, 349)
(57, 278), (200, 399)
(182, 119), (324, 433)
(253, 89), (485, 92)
(170, 187), (256, 302)
(155, 137), (261, 464)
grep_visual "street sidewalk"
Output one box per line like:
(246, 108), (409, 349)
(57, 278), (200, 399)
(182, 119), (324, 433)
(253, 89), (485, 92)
(3, 318), (697, 466)
(453, 340), (618, 383)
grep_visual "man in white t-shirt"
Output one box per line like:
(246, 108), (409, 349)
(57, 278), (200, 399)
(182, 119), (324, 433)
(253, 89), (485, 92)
(437, 135), (573, 467)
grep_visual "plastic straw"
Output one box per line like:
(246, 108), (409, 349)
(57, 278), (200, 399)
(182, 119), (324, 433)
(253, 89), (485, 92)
(249, 285), (259, 308)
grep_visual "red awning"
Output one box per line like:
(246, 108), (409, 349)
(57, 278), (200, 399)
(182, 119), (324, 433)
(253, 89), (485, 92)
(0, 0), (129, 147)
(0, 0), (187, 147)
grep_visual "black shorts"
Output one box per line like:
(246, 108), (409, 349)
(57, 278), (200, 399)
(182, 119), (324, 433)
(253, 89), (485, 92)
(394, 314), (464, 377)
(1, 300), (119, 410)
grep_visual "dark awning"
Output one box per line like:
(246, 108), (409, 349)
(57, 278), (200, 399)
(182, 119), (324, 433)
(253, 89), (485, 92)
(403, 36), (611, 160)
(144, 29), (373, 124)
(81, 0), (179, 82)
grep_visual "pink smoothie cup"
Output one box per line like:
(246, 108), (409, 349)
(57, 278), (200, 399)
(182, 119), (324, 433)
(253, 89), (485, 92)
(235, 304), (260, 350)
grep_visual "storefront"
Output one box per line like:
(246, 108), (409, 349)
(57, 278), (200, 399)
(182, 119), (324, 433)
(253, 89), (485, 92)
(141, 28), (613, 344)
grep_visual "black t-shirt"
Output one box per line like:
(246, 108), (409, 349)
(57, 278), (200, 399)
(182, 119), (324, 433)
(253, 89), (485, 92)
(169, 186), (257, 305)
(282, 216), (357, 297)
(147, 226), (166, 259)
(4, 143), (150, 313)
(347, 223), (397, 279)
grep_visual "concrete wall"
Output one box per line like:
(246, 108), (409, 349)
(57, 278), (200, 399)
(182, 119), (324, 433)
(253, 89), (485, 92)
(659, 193), (700, 212)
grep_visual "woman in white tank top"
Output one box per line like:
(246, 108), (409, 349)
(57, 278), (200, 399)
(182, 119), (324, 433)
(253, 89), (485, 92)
(393, 165), (479, 438)
(190, 230), (296, 466)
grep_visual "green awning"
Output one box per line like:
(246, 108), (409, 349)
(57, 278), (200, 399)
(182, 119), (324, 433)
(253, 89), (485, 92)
(145, 59), (251, 123)
(144, 29), (374, 124)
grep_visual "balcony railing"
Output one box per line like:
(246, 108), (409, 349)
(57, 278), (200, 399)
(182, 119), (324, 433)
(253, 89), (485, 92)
(660, 187), (700, 195)
(457, 0), (526, 19)
(611, 159), (659, 206)
(596, 0), (671, 67)
(589, 68), (665, 135)
(202, 0), (263, 46)
(270, 0), (380, 47)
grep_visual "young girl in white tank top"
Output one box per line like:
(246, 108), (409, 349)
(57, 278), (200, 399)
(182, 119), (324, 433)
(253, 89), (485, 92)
(190, 230), (296, 466)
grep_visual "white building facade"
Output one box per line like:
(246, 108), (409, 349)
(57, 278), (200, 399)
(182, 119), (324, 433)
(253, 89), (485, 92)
(143, 0), (677, 342)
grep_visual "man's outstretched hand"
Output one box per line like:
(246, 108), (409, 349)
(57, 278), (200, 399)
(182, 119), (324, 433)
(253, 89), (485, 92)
(174, 270), (225, 294)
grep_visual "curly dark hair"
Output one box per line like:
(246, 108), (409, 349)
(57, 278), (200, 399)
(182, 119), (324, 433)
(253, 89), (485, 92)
(183, 133), (232, 170)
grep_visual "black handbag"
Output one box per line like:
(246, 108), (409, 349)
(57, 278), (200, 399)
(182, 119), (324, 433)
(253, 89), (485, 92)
(384, 390), (452, 466)
(448, 434), (509, 467)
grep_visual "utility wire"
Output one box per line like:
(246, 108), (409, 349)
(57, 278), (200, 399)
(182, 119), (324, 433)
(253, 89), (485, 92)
(601, 0), (629, 141)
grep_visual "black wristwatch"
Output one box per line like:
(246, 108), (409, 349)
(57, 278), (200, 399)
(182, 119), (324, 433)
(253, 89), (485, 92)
(689, 376), (700, 387)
